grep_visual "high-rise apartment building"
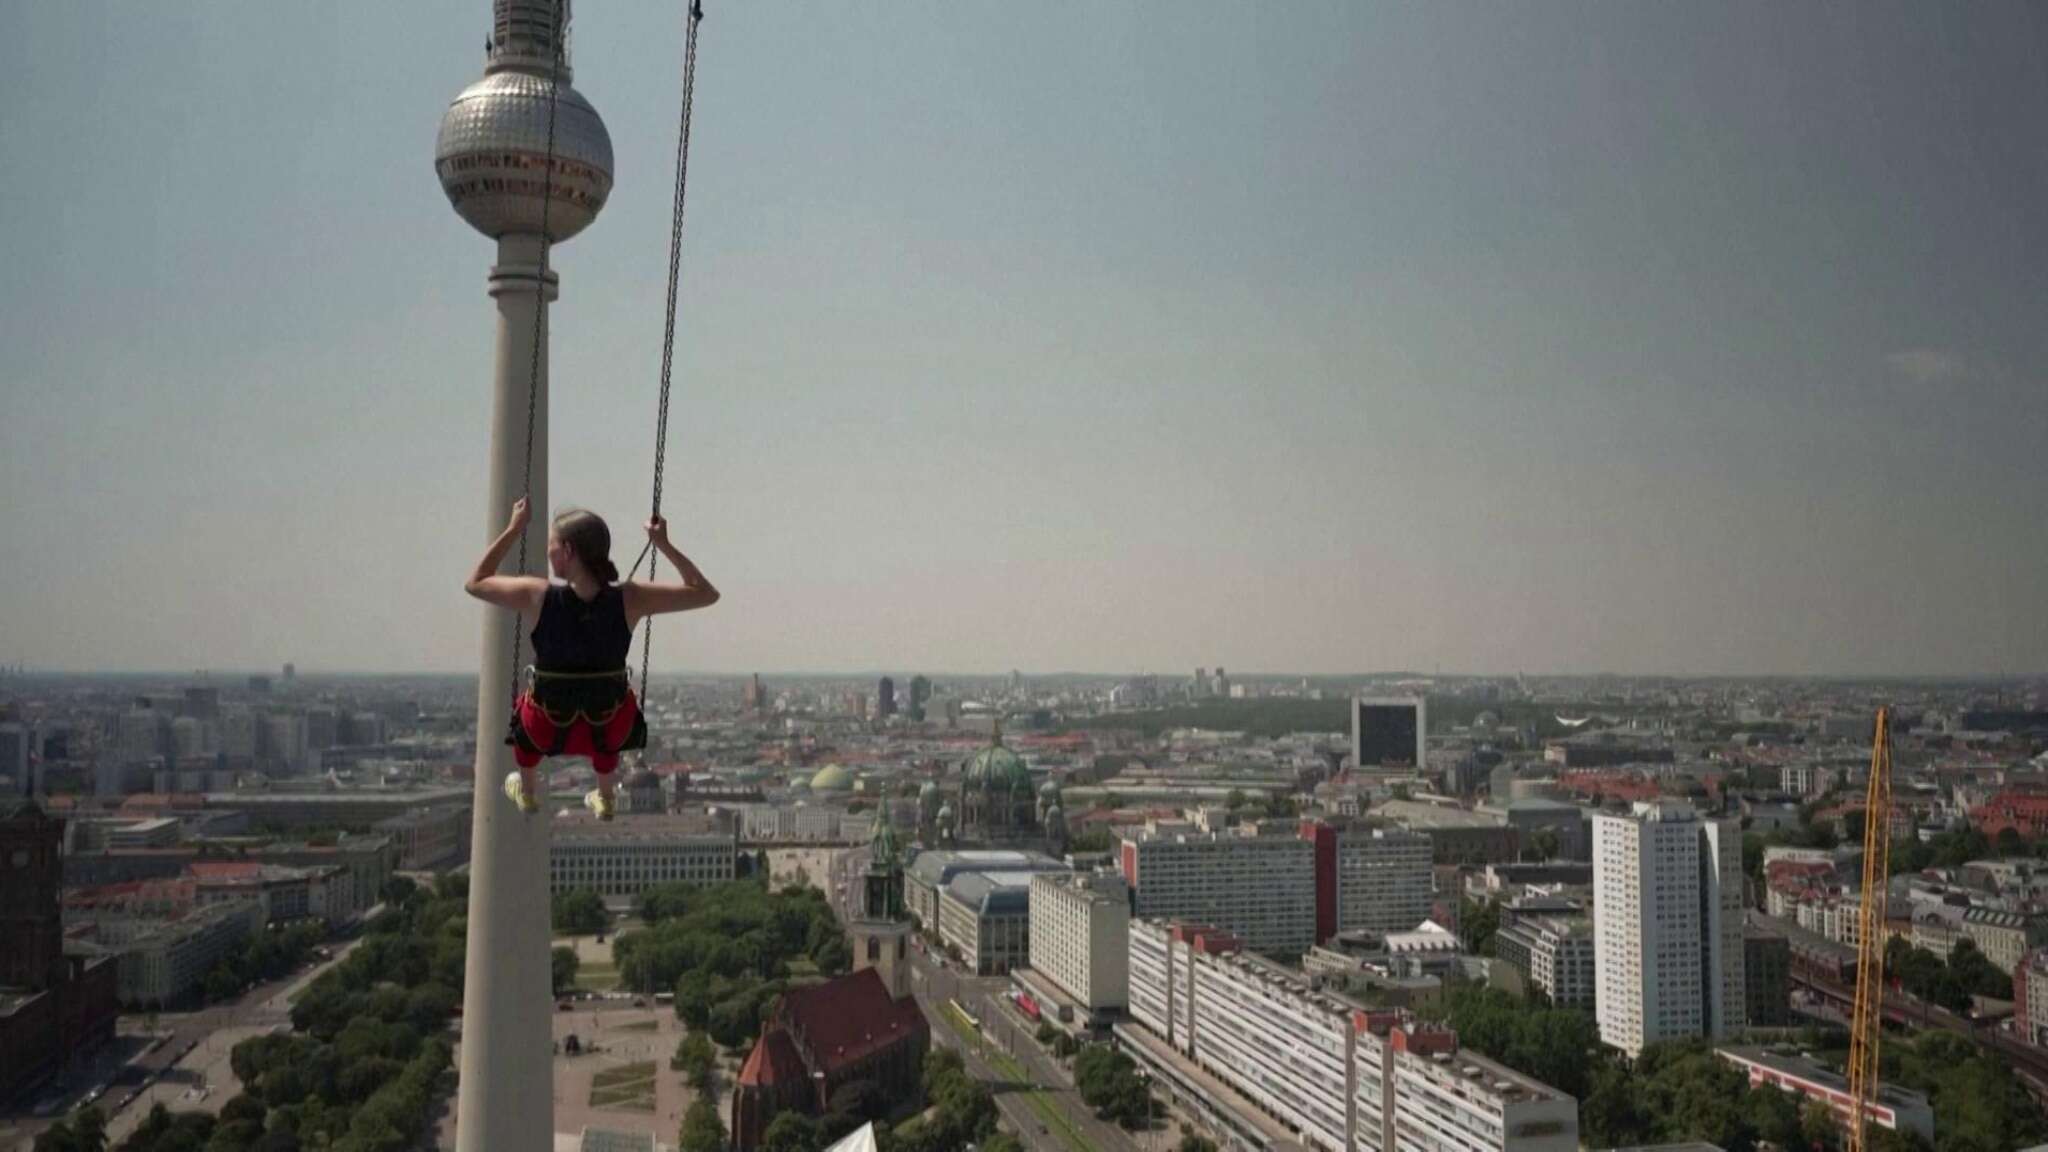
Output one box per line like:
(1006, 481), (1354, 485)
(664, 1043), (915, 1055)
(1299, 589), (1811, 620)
(1028, 871), (1129, 1012)
(1120, 824), (1317, 956)
(1300, 820), (1434, 942)
(1592, 801), (1745, 1057)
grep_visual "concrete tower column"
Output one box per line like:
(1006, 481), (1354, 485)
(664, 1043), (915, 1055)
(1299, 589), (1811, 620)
(455, 234), (557, 1152)
(436, 3), (612, 1146)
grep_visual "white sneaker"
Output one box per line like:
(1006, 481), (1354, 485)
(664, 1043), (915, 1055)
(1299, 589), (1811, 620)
(504, 772), (539, 814)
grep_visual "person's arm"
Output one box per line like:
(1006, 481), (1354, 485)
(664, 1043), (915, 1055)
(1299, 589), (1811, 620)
(464, 497), (548, 614)
(623, 516), (720, 626)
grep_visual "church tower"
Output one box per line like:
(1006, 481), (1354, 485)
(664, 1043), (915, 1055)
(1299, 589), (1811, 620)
(848, 803), (913, 1000)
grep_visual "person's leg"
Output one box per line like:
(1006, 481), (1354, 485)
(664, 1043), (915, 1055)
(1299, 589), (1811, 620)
(510, 697), (557, 810)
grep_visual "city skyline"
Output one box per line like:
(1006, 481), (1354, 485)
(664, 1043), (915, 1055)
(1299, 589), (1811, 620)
(6, 2), (2047, 678)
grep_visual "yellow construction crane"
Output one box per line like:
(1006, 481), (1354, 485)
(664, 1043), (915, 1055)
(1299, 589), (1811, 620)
(1845, 706), (1894, 1152)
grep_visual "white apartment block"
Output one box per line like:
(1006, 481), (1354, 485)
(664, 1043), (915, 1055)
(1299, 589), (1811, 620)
(1336, 826), (1434, 936)
(1384, 1035), (1578, 1152)
(1028, 871), (1130, 1011)
(1592, 802), (1744, 1058)
(1120, 825), (1316, 956)
(1127, 919), (1578, 1152)
(549, 816), (736, 897)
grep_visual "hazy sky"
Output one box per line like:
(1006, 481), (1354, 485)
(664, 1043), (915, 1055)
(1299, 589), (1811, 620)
(4, 2), (2045, 678)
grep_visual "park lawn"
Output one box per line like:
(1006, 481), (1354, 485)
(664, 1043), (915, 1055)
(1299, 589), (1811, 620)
(588, 1061), (658, 1112)
(617, 1020), (658, 1033)
(573, 961), (619, 992)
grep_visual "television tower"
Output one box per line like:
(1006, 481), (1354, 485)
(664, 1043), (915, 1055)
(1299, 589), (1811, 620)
(434, 3), (612, 1150)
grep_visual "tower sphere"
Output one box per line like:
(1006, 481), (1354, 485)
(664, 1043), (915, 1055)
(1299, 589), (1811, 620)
(435, 1), (613, 241)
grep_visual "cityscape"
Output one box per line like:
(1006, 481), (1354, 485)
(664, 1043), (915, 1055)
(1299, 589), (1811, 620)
(7, 671), (2048, 1152)
(6, 2), (2048, 1152)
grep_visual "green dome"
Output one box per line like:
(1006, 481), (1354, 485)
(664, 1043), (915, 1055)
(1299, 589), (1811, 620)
(965, 742), (1031, 792)
(810, 764), (856, 792)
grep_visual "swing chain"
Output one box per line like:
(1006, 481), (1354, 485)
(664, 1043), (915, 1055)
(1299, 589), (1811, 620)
(508, 0), (567, 709)
(636, 0), (707, 711)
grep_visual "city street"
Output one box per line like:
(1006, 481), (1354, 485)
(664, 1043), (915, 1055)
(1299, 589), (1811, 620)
(909, 949), (1138, 1152)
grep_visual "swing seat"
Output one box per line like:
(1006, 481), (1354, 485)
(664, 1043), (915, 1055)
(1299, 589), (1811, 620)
(505, 668), (647, 774)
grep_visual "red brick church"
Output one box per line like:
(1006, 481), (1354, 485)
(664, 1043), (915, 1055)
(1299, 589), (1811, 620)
(732, 820), (928, 1150)
(728, 967), (928, 1150)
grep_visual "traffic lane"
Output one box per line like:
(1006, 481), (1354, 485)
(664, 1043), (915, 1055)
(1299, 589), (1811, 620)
(964, 985), (1136, 1152)
(910, 958), (1135, 1152)
(915, 987), (1071, 1152)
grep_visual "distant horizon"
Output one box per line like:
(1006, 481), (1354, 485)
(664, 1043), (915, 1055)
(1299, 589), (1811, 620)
(5, 665), (2042, 686)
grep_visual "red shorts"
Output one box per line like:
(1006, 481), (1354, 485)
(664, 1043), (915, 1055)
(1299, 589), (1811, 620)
(511, 689), (641, 775)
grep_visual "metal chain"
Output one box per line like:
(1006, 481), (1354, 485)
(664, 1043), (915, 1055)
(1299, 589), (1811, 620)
(508, 0), (567, 708)
(637, 0), (707, 710)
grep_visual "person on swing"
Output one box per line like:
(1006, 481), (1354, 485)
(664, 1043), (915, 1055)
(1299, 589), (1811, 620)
(465, 498), (719, 819)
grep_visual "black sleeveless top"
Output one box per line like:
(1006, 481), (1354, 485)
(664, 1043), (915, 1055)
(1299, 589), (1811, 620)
(530, 583), (632, 674)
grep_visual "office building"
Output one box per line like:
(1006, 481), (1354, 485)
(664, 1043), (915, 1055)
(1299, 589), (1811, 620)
(1028, 871), (1129, 1012)
(1593, 802), (1745, 1057)
(70, 899), (266, 1007)
(1494, 915), (1595, 1009)
(549, 814), (737, 897)
(1744, 926), (1792, 1027)
(904, 849), (1067, 929)
(376, 805), (473, 871)
(1376, 798), (1521, 865)
(1120, 823), (1317, 956)
(1352, 696), (1426, 770)
(936, 870), (1037, 975)
(1335, 824), (1433, 937)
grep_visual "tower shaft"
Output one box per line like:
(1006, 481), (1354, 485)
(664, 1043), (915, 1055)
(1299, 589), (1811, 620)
(455, 235), (556, 1152)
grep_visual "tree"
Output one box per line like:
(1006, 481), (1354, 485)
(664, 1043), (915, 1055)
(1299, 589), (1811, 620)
(1177, 1136), (1220, 1152)
(1224, 789), (1247, 812)
(678, 1099), (726, 1152)
(672, 1032), (716, 1089)
(1526, 828), (1560, 862)
(811, 935), (851, 976)
(551, 946), (580, 994)
(1457, 897), (1500, 958)
(1800, 1099), (1843, 1152)
(981, 1134), (1025, 1152)
(552, 890), (608, 936)
(205, 962), (244, 1003)
(759, 1112), (822, 1152)
(379, 876), (417, 907)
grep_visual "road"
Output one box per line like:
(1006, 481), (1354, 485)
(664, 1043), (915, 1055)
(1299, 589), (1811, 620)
(909, 949), (1137, 1152)
(1, 939), (363, 1152)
